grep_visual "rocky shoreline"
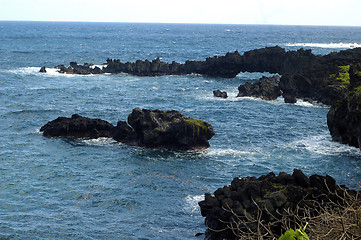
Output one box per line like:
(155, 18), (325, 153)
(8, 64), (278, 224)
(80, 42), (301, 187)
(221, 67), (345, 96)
(43, 46), (361, 106)
(40, 108), (214, 150)
(198, 169), (358, 239)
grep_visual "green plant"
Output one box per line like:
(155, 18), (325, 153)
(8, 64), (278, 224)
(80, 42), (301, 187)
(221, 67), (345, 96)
(329, 65), (350, 85)
(278, 223), (309, 240)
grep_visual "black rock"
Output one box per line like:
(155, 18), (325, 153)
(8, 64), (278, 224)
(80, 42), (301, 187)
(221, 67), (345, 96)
(213, 89), (228, 98)
(39, 66), (47, 73)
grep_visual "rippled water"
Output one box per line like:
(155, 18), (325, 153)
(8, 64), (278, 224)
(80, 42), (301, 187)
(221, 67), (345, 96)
(1, 22), (361, 239)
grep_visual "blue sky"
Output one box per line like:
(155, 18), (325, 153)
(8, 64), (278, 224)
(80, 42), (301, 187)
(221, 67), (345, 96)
(1, 0), (361, 26)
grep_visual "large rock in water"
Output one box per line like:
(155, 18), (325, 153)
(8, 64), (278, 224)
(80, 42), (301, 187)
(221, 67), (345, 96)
(198, 169), (356, 240)
(327, 64), (361, 149)
(40, 109), (215, 150)
(127, 108), (215, 149)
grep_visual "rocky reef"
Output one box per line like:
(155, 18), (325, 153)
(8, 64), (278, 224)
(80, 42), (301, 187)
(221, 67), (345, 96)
(40, 108), (214, 150)
(198, 169), (357, 240)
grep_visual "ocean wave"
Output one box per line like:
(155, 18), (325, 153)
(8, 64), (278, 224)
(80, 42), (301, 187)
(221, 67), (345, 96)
(184, 195), (204, 213)
(3, 67), (102, 77)
(286, 42), (361, 49)
(291, 134), (361, 157)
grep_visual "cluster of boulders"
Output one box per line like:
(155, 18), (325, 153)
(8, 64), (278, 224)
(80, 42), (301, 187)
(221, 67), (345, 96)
(198, 169), (356, 239)
(40, 108), (215, 150)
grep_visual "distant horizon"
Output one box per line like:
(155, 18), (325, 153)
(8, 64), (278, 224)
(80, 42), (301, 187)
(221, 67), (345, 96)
(1, 19), (360, 28)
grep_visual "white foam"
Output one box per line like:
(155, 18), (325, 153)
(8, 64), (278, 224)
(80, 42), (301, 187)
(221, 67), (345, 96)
(291, 134), (361, 156)
(82, 137), (117, 146)
(205, 148), (252, 157)
(4, 66), (105, 77)
(286, 42), (361, 49)
(184, 195), (204, 213)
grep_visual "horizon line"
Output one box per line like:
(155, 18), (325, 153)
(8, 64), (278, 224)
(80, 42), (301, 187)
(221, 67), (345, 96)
(0, 19), (360, 28)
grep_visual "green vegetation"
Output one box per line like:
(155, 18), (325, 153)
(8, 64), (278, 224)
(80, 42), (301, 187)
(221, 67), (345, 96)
(278, 224), (309, 240)
(184, 118), (208, 137)
(329, 65), (350, 85)
(348, 85), (361, 98)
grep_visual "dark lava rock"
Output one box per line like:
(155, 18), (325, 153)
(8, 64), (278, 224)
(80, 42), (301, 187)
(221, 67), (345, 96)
(39, 66), (47, 73)
(213, 90), (228, 98)
(283, 93), (297, 103)
(127, 108), (215, 149)
(237, 75), (282, 100)
(40, 109), (215, 150)
(327, 64), (361, 150)
(198, 169), (355, 240)
(40, 114), (115, 139)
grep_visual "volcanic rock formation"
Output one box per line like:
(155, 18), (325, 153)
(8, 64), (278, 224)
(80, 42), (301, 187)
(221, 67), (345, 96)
(40, 108), (215, 150)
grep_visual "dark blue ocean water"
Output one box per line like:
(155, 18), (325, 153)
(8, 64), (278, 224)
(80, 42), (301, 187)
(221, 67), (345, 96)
(1, 21), (361, 239)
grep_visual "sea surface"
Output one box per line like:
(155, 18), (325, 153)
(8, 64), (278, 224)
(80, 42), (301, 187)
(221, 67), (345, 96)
(1, 21), (361, 239)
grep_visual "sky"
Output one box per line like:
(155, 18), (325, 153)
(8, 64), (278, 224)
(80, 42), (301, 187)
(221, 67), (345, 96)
(0, 0), (361, 26)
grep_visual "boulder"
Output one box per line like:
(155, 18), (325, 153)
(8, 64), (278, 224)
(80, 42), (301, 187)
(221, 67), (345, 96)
(198, 169), (356, 240)
(40, 109), (215, 150)
(213, 90), (228, 98)
(237, 75), (282, 100)
(127, 108), (215, 149)
(39, 66), (47, 73)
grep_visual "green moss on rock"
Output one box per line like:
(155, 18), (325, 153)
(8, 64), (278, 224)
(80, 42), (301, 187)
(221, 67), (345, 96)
(184, 118), (208, 137)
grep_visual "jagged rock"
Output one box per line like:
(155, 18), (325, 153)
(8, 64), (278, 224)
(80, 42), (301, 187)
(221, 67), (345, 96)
(213, 90), (228, 98)
(39, 66), (47, 73)
(198, 169), (356, 240)
(40, 109), (215, 150)
(127, 108), (215, 149)
(237, 75), (282, 100)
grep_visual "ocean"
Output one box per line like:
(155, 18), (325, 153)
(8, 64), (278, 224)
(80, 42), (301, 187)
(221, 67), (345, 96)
(1, 21), (361, 239)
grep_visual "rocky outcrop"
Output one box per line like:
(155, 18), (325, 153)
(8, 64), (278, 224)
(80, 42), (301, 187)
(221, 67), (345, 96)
(40, 109), (215, 150)
(236, 75), (282, 100)
(327, 64), (361, 149)
(128, 108), (215, 149)
(49, 46), (361, 105)
(198, 169), (356, 240)
(213, 90), (228, 98)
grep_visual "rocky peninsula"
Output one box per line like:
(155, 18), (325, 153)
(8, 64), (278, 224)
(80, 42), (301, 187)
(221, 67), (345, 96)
(40, 108), (215, 150)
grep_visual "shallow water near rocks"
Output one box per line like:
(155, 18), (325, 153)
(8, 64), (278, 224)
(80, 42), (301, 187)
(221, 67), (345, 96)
(1, 22), (361, 239)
